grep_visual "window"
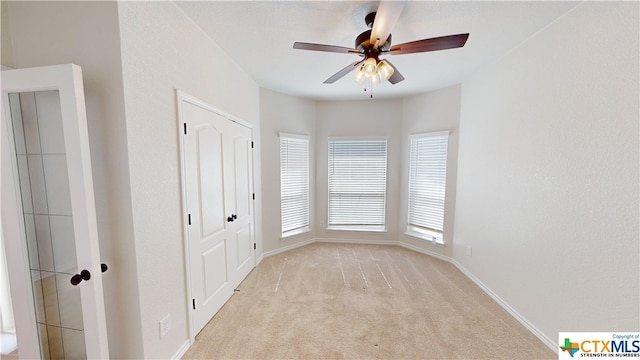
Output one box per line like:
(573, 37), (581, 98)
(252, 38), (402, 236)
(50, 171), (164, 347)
(328, 139), (387, 231)
(407, 131), (449, 244)
(280, 134), (309, 237)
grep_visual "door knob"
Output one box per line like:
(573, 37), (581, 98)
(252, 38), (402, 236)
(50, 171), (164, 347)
(232, 214), (237, 220)
(70, 269), (91, 286)
(227, 215), (234, 222)
(101, 263), (108, 273)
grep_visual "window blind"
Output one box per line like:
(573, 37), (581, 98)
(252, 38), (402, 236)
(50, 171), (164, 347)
(328, 139), (387, 227)
(408, 132), (449, 232)
(280, 135), (309, 235)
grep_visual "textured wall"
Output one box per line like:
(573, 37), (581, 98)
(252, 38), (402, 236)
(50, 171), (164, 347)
(260, 88), (462, 258)
(400, 85), (462, 259)
(314, 99), (403, 242)
(1, 1), (13, 68)
(454, 1), (639, 345)
(259, 89), (316, 254)
(117, 2), (260, 358)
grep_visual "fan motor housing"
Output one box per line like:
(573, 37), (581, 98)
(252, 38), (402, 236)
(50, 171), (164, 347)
(355, 30), (392, 53)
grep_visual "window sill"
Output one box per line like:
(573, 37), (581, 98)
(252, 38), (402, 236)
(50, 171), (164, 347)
(405, 226), (445, 246)
(281, 226), (312, 239)
(327, 225), (387, 233)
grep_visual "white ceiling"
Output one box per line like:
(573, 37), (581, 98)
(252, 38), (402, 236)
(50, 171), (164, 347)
(175, 1), (579, 101)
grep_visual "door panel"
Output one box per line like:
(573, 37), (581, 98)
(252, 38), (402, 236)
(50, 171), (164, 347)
(197, 125), (225, 237)
(2, 65), (108, 359)
(235, 225), (252, 271)
(228, 122), (255, 285)
(183, 102), (234, 335)
(202, 241), (227, 299)
(233, 136), (250, 218)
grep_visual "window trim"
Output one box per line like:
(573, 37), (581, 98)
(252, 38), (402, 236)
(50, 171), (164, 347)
(406, 130), (449, 245)
(280, 132), (310, 239)
(327, 137), (388, 231)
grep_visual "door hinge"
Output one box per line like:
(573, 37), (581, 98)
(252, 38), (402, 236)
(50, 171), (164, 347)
(251, 141), (254, 149)
(252, 193), (255, 200)
(188, 214), (191, 225)
(192, 298), (196, 310)
(183, 123), (187, 135)
(253, 243), (256, 250)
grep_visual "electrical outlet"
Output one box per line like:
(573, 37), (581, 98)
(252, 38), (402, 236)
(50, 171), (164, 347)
(466, 245), (472, 257)
(159, 314), (171, 339)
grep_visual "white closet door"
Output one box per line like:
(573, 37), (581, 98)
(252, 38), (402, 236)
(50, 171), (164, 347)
(227, 121), (255, 288)
(182, 101), (234, 335)
(180, 94), (256, 339)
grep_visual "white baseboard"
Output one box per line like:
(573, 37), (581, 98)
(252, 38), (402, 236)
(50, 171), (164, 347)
(398, 241), (452, 263)
(262, 238), (315, 259)
(451, 259), (556, 352)
(315, 237), (399, 246)
(174, 339), (191, 359)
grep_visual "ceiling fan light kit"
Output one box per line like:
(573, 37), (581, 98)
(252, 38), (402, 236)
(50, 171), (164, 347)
(354, 58), (394, 98)
(292, 1), (469, 98)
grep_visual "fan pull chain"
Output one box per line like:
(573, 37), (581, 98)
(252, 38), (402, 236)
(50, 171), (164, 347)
(363, 78), (374, 98)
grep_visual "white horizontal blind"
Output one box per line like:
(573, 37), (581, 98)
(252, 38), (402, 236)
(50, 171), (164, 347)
(280, 135), (309, 234)
(408, 132), (449, 232)
(328, 139), (387, 226)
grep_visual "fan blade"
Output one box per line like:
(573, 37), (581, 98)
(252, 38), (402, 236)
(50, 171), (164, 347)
(389, 34), (469, 55)
(293, 42), (360, 54)
(323, 60), (365, 84)
(385, 60), (405, 84)
(370, 0), (406, 48)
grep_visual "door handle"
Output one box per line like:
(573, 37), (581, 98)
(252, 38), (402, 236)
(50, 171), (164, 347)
(232, 214), (237, 220)
(70, 269), (91, 286)
(71, 265), (107, 286)
(227, 215), (234, 222)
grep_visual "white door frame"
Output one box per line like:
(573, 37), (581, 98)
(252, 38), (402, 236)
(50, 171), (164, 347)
(1, 64), (109, 358)
(176, 90), (256, 344)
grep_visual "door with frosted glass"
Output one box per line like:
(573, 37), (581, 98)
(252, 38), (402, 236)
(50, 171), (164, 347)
(1, 65), (108, 359)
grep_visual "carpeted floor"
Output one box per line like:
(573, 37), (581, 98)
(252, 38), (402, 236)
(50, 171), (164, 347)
(182, 242), (555, 359)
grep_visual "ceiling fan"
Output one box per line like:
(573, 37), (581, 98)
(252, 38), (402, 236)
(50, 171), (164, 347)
(292, 1), (469, 91)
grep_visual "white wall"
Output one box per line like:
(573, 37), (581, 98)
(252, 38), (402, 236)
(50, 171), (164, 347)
(117, 2), (260, 358)
(260, 85), (460, 258)
(454, 1), (639, 345)
(5, 2), (143, 357)
(315, 99), (403, 243)
(400, 86), (462, 259)
(259, 89), (316, 254)
(1, 1), (13, 68)
(262, 89), (463, 256)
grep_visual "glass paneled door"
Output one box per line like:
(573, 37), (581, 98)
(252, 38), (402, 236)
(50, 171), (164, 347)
(1, 65), (109, 359)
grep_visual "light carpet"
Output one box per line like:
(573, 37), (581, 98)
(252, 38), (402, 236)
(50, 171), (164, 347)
(182, 242), (555, 359)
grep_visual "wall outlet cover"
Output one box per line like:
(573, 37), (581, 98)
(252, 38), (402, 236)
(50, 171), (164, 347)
(159, 314), (171, 339)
